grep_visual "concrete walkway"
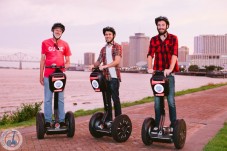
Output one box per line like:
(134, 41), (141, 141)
(1, 86), (227, 151)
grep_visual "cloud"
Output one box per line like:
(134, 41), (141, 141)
(0, 0), (227, 62)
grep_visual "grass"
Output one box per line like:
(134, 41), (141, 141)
(0, 118), (36, 129)
(1, 82), (227, 129)
(203, 122), (227, 151)
(175, 82), (227, 96)
(75, 82), (227, 117)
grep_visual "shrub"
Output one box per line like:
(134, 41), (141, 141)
(0, 102), (42, 125)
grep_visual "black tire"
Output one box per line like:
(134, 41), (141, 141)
(173, 119), (187, 149)
(141, 117), (155, 145)
(36, 112), (45, 139)
(89, 112), (104, 138)
(112, 114), (132, 143)
(65, 111), (75, 137)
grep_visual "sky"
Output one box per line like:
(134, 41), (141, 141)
(1, 0), (227, 63)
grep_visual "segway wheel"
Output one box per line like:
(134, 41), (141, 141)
(89, 112), (104, 138)
(36, 112), (45, 139)
(65, 111), (75, 137)
(141, 117), (155, 145)
(111, 114), (132, 143)
(173, 119), (187, 149)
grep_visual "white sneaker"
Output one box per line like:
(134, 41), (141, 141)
(153, 127), (158, 132)
(170, 127), (174, 133)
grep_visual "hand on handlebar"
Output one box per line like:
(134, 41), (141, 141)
(164, 69), (172, 77)
(99, 65), (108, 70)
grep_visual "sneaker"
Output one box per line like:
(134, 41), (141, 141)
(60, 122), (67, 128)
(45, 122), (51, 128)
(170, 127), (174, 133)
(153, 127), (159, 132)
(169, 123), (175, 133)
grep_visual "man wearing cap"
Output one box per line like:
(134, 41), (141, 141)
(40, 23), (72, 128)
(147, 16), (179, 131)
(94, 26), (122, 127)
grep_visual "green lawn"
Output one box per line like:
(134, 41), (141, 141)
(203, 122), (227, 151)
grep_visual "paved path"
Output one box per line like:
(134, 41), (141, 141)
(1, 86), (227, 151)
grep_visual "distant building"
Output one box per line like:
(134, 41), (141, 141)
(121, 42), (129, 67)
(178, 46), (190, 69)
(190, 34), (227, 68)
(84, 52), (95, 65)
(178, 46), (189, 62)
(128, 33), (150, 67)
(194, 34), (227, 54)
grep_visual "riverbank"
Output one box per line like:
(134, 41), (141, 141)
(1, 69), (227, 115)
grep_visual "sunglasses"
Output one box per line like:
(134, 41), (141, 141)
(54, 43), (59, 50)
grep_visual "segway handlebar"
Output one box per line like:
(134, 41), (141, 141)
(92, 67), (102, 72)
(45, 64), (65, 69)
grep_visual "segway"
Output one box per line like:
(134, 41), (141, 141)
(89, 68), (132, 142)
(36, 64), (75, 139)
(141, 71), (186, 149)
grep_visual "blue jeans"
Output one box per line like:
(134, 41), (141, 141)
(103, 78), (122, 121)
(44, 77), (65, 123)
(154, 75), (176, 127)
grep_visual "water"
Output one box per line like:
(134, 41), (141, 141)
(1, 69), (227, 115)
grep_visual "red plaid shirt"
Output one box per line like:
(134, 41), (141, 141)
(147, 33), (179, 72)
(97, 42), (122, 81)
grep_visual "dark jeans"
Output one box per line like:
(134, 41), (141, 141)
(102, 78), (122, 121)
(154, 75), (176, 127)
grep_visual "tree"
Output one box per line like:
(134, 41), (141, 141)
(204, 65), (224, 72)
(188, 65), (199, 72)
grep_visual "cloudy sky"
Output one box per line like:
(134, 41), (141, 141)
(1, 0), (227, 63)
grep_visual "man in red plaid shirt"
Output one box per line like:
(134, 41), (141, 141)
(147, 16), (179, 131)
(94, 27), (122, 127)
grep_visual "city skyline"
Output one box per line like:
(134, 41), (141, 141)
(0, 0), (227, 63)
(190, 34), (227, 68)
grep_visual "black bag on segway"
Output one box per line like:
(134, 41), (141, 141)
(49, 70), (67, 92)
(90, 68), (107, 92)
(150, 71), (169, 96)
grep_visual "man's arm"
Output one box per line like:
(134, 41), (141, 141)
(65, 56), (71, 68)
(94, 61), (101, 67)
(94, 50), (103, 68)
(40, 54), (45, 85)
(169, 55), (178, 71)
(147, 55), (154, 74)
(164, 55), (177, 77)
(164, 36), (178, 76)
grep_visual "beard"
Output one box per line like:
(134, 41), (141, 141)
(53, 33), (62, 39)
(157, 28), (167, 35)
